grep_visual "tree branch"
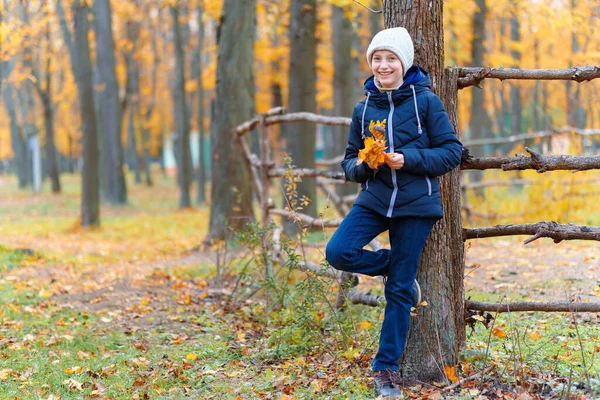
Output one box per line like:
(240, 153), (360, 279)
(462, 127), (600, 147)
(463, 221), (600, 243)
(269, 208), (341, 228)
(465, 300), (600, 313)
(235, 109), (351, 137)
(462, 147), (600, 172)
(269, 168), (345, 180)
(458, 65), (600, 88)
(351, 0), (383, 14)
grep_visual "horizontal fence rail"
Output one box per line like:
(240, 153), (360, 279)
(233, 61), (600, 314)
(457, 65), (600, 89)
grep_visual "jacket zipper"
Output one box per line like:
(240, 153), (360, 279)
(425, 176), (432, 196)
(365, 180), (369, 191)
(386, 92), (398, 218)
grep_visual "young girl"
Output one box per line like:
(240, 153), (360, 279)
(325, 27), (462, 397)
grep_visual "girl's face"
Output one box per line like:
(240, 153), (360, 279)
(371, 50), (404, 89)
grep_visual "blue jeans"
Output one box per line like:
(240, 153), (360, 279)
(325, 205), (436, 371)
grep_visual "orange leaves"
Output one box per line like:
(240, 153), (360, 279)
(444, 365), (459, 383)
(492, 327), (508, 338)
(357, 120), (388, 169)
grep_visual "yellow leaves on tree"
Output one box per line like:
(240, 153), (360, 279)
(357, 120), (387, 169)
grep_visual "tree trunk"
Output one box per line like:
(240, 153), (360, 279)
(509, 10), (522, 140)
(383, 0), (465, 382)
(15, 89), (34, 188)
(195, 2), (207, 205)
(94, 0), (127, 204)
(2, 85), (29, 188)
(42, 93), (60, 193)
(42, 15), (60, 193)
(468, 0), (486, 196)
(282, 0), (318, 237)
(73, 1), (100, 226)
(93, 67), (109, 200)
(331, 5), (357, 198)
(171, 3), (192, 208)
(205, 0), (256, 242)
(124, 19), (142, 185)
(566, 0), (586, 134)
(21, 0), (61, 193)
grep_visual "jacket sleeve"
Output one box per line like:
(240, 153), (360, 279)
(341, 103), (374, 183)
(399, 94), (462, 176)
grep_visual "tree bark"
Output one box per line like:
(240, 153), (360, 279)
(463, 221), (600, 243)
(196, 2), (207, 205)
(462, 147), (600, 172)
(282, 0), (318, 237)
(509, 6), (522, 150)
(124, 18), (142, 185)
(171, 3), (192, 208)
(383, 0), (465, 382)
(21, 0), (61, 193)
(466, 300), (600, 313)
(2, 85), (29, 188)
(94, 0), (127, 204)
(468, 0), (486, 195)
(73, 1), (100, 226)
(331, 5), (357, 198)
(205, 0), (256, 241)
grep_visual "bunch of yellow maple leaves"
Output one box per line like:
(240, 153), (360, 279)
(357, 120), (388, 169)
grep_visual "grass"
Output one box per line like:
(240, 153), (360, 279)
(1, 172), (600, 398)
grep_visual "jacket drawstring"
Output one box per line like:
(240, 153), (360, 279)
(410, 85), (422, 135)
(360, 92), (371, 139)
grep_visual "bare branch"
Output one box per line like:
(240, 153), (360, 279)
(463, 221), (600, 243)
(347, 289), (384, 306)
(465, 300), (600, 313)
(352, 0), (383, 14)
(316, 154), (344, 167)
(269, 208), (341, 228)
(462, 179), (532, 190)
(458, 65), (600, 88)
(462, 147), (600, 172)
(316, 178), (350, 216)
(269, 168), (345, 180)
(235, 110), (351, 137)
(463, 127), (600, 147)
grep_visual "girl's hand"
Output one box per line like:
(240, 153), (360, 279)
(385, 152), (405, 169)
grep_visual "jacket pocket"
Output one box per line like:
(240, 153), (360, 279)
(425, 176), (432, 196)
(361, 179), (370, 191)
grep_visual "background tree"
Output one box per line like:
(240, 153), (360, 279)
(329, 3), (356, 197)
(20, 0), (61, 193)
(205, 0), (256, 242)
(282, 0), (318, 236)
(170, 1), (192, 208)
(192, 0), (207, 205)
(468, 0), (486, 195)
(73, 0), (100, 226)
(383, 0), (465, 381)
(94, 0), (127, 204)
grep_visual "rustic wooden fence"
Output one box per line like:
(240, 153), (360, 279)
(234, 65), (600, 315)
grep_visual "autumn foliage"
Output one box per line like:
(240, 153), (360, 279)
(357, 119), (387, 169)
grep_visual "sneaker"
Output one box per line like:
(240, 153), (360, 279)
(412, 279), (421, 308)
(373, 369), (401, 398)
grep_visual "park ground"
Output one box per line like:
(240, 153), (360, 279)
(0, 172), (599, 399)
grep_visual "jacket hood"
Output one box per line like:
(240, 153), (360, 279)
(363, 65), (430, 106)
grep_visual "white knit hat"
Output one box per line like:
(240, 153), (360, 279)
(366, 27), (414, 76)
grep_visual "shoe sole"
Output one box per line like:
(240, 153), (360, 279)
(413, 279), (421, 308)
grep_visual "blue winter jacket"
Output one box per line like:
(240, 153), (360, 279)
(342, 66), (462, 219)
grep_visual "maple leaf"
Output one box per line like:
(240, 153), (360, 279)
(444, 365), (459, 383)
(368, 119), (387, 141)
(357, 136), (387, 169)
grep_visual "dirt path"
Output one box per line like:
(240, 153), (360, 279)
(4, 235), (599, 323)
